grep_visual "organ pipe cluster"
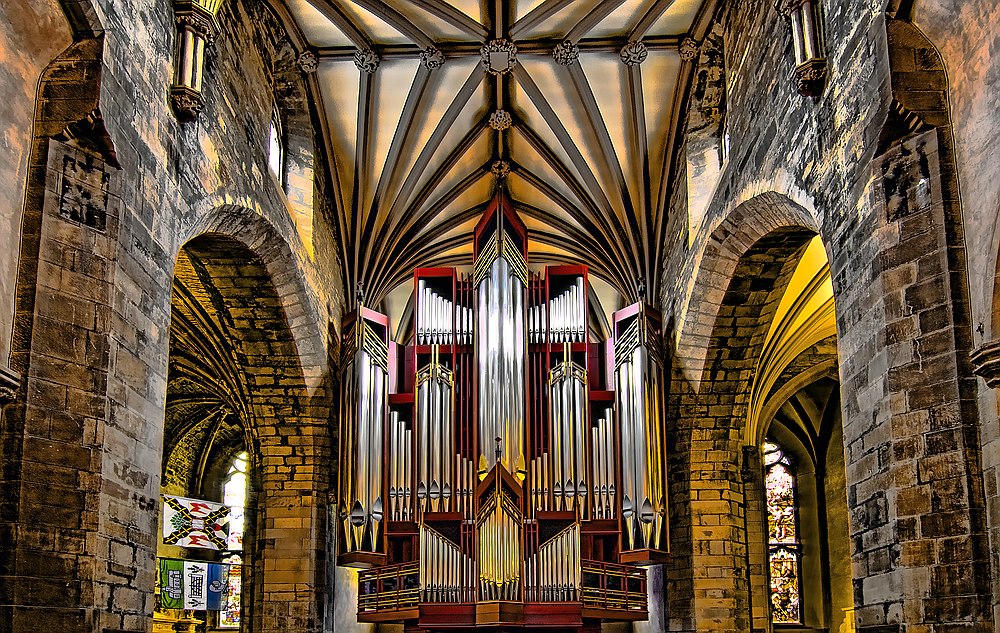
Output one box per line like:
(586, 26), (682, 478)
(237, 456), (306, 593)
(526, 523), (581, 602)
(419, 526), (474, 603)
(387, 411), (412, 521)
(340, 199), (665, 628)
(416, 280), (473, 345)
(338, 312), (388, 554)
(615, 311), (666, 551)
(475, 224), (528, 473)
(529, 277), (586, 343)
(416, 346), (455, 513)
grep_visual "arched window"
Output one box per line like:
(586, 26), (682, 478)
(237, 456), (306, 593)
(267, 108), (284, 187)
(763, 439), (801, 624)
(219, 451), (247, 629)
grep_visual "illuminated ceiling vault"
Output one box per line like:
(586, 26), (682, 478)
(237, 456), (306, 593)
(272, 0), (716, 305)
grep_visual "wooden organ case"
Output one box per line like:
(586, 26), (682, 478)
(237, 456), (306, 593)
(337, 196), (668, 631)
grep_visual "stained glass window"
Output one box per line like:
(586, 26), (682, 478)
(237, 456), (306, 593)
(219, 554), (242, 628)
(219, 452), (247, 629)
(764, 440), (801, 624)
(223, 452), (247, 551)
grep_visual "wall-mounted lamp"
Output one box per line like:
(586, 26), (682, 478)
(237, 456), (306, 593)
(775, 0), (827, 97)
(171, 0), (224, 122)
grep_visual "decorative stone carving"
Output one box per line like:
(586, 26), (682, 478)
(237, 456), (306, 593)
(481, 39), (517, 75)
(619, 40), (648, 66)
(354, 48), (380, 74)
(59, 153), (110, 231)
(171, 1), (223, 122)
(552, 40), (580, 65)
(0, 366), (19, 405)
(971, 340), (1000, 388)
(773, 0), (807, 15)
(171, 85), (206, 123)
(491, 160), (510, 180)
(420, 46), (445, 70)
(297, 50), (319, 74)
(680, 37), (699, 61)
(489, 110), (512, 131)
(795, 57), (828, 97)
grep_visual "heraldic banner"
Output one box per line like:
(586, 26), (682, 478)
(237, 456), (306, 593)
(162, 494), (231, 549)
(159, 558), (228, 610)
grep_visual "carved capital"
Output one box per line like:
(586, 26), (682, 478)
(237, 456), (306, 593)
(774, 0), (808, 16)
(971, 340), (1000, 388)
(170, 85), (205, 123)
(174, 0), (222, 44)
(795, 57), (827, 97)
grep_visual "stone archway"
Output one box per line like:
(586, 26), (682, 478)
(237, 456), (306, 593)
(667, 192), (824, 632)
(160, 229), (333, 633)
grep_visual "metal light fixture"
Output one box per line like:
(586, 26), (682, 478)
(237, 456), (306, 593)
(171, 0), (224, 122)
(775, 0), (827, 97)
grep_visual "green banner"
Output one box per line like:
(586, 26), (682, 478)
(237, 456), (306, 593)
(159, 558), (184, 609)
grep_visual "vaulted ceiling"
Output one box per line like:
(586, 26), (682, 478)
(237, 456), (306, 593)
(274, 0), (716, 305)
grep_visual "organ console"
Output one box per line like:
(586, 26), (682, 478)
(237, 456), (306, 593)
(337, 194), (667, 631)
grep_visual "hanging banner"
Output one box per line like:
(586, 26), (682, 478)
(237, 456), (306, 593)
(183, 561), (209, 610)
(162, 494), (231, 549)
(206, 561), (227, 611)
(159, 558), (184, 609)
(158, 558), (230, 611)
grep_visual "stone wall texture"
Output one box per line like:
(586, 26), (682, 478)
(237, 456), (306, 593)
(1, 0), (1000, 632)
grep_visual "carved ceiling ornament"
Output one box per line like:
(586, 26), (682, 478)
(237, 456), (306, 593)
(298, 50), (319, 74)
(491, 159), (511, 179)
(481, 39), (518, 75)
(679, 37), (699, 61)
(354, 48), (381, 74)
(552, 40), (580, 65)
(421, 46), (445, 70)
(489, 110), (513, 131)
(619, 40), (649, 66)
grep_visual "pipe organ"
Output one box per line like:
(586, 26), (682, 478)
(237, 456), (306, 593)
(338, 195), (667, 630)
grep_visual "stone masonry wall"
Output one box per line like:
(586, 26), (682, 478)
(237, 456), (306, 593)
(0, 0), (344, 632)
(0, 0), (71, 373)
(663, 0), (995, 631)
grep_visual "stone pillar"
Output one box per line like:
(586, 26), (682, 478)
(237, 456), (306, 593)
(834, 127), (992, 632)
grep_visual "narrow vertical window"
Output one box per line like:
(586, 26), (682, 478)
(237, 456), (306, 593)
(219, 452), (247, 629)
(268, 108), (284, 186)
(764, 440), (801, 624)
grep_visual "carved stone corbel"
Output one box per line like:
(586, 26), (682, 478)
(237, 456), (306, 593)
(971, 340), (1000, 388)
(0, 366), (20, 405)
